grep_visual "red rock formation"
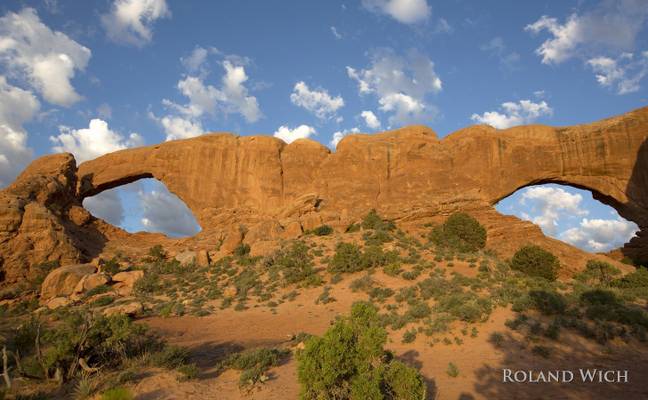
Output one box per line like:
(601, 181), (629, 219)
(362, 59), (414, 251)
(1, 106), (647, 282)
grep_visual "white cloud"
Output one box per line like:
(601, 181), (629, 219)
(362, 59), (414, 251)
(156, 54), (261, 141)
(561, 217), (639, 252)
(83, 189), (124, 226)
(139, 182), (201, 237)
(360, 110), (381, 130)
(331, 26), (343, 40)
(330, 127), (360, 148)
(347, 49), (442, 126)
(0, 8), (91, 106)
(587, 51), (648, 94)
(471, 99), (552, 129)
(273, 125), (316, 144)
(50, 118), (143, 163)
(151, 114), (204, 141)
(362, 0), (431, 24)
(480, 37), (520, 70)
(102, 0), (170, 47)
(518, 186), (588, 235)
(525, 1), (648, 64)
(0, 76), (39, 186)
(290, 81), (344, 119)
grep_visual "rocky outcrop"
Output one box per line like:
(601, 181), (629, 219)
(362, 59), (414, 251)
(40, 264), (97, 300)
(1, 107), (647, 282)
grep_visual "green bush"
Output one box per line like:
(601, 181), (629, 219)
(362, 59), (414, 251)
(612, 267), (648, 288)
(511, 245), (559, 281)
(148, 245), (167, 261)
(297, 302), (425, 400)
(233, 243), (251, 257)
(101, 387), (134, 400)
(328, 242), (363, 273)
(361, 209), (396, 231)
(311, 225), (334, 236)
(576, 260), (621, 286)
(429, 213), (486, 253)
(219, 347), (290, 387)
(266, 241), (318, 286)
(528, 290), (567, 315)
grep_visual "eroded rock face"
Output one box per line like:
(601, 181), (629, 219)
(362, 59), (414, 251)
(40, 264), (97, 300)
(1, 106), (647, 282)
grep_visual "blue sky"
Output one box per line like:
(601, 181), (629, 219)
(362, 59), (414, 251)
(0, 0), (646, 251)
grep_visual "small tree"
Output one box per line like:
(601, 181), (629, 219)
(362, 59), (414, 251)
(297, 302), (426, 400)
(429, 213), (487, 253)
(511, 245), (560, 281)
(328, 243), (363, 273)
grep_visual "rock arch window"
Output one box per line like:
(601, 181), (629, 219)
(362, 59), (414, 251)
(496, 183), (639, 253)
(82, 178), (201, 238)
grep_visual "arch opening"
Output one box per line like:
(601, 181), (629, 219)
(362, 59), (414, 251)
(82, 178), (202, 238)
(495, 183), (639, 254)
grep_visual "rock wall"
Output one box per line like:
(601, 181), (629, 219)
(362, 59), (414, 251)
(1, 106), (647, 282)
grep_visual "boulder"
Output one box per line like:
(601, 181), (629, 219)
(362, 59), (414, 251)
(73, 273), (109, 294)
(103, 301), (143, 317)
(47, 297), (71, 309)
(175, 251), (196, 265)
(40, 264), (97, 300)
(112, 270), (144, 287)
(196, 250), (210, 266)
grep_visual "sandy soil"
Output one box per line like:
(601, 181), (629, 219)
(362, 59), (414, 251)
(128, 275), (648, 400)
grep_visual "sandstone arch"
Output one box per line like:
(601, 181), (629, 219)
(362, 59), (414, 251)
(1, 106), (647, 282)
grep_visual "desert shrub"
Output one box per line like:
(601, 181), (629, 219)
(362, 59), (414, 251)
(580, 289), (648, 331)
(446, 362), (459, 377)
(611, 267), (648, 289)
(101, 387), (134, 400)
(315, 286), (336, 304)
(489, 332), (505, 347)
(102, 258), (121, 275)
(350, 275), (374, 293)
(233, 243), (251, 257)
(383, 263), (402, 277)
(510, 245), (559, 281)
(328, 242), (363, 273)
(6, 312), (163, 383)
(148, 245), (167, 261)
(265, 241), (318, 286)
(90, 296), (115, 307)
(382, 360), (426, 400)
(297, 302), (425, 400)
(361, 209), (396, 231)
(435, 292), (492, 323)
(151, 345), (190, 369)
(311, 225), (334, 236)
(368, 287), (394, 302)
(528, 290), (567, 315)
(575, 260), (621, 286)
(532, 345), (551, 358)
(133, 272), (161, 296)
(402, 329), (417, 343)
(219, 347), (290, 387)
(360, 245), (396, 269)
(429, 213), (486, 253)
(406, 301), (432, 320)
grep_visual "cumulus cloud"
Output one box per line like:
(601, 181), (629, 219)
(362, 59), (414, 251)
(102, 0), (170, 47)
(139, 181), (201, 237)
(587, 52), (648, 94)
(518, 186), (588, 235)
(83, 189), (124, 226)
(525, 0), (648, 64)
(561, 217), (639, 252)
(330, 127), (360, 148)
(50, 119), (143, 163)
(290, 81), (344, 119)
(471, 99), (552, 129)
(0, 8), (91, 106)
(155, 52), (261, 141)
(347, 49), (442, 126)
(0, 76), (39, 186)
(362, 0), (431, 24)
(360, 111), (381, 130)
(273, 125), (316, 144)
